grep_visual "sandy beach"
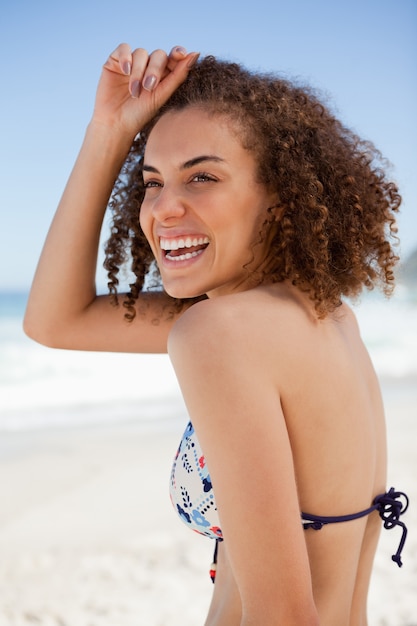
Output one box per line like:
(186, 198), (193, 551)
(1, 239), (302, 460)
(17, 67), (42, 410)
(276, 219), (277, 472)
(1, 379), (416, 626)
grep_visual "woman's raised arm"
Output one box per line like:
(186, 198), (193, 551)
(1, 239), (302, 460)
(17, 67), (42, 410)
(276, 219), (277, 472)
(24, 44), (198, 354)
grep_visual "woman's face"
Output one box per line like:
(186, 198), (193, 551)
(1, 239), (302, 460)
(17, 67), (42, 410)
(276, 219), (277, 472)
(140, 107), (277, 299)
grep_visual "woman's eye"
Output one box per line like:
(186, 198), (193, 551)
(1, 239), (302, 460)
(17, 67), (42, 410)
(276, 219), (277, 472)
(143, 173), (217, 189)
(190, 172), (217, 183)
(143, 180), (162, 189)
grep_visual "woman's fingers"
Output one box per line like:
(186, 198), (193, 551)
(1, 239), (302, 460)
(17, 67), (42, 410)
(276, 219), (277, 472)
(166, 45), (188, 71)
(129, 47), (150, 97)
(146, 50), (199, 107)
(103, 44), (198, 99)
(103, 42), (133, 76)
(131, 46), (198, 97)
(97, 43), (200, 131)
(140, 48), (169, 93)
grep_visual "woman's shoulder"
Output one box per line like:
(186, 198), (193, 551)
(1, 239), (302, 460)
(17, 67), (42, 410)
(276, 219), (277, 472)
(168, 284), (313, 360)
(168, 291), (253, 357)
(171, 287), (273, 334)
(169, 286), (361, 362)
(167, 288), (290, 400)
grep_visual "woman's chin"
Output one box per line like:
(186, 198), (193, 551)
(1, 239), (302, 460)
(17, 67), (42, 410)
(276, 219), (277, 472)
(163, 283), (206, 301)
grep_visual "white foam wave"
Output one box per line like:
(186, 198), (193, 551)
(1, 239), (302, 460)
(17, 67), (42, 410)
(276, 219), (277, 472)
(1, 290), (416, 431)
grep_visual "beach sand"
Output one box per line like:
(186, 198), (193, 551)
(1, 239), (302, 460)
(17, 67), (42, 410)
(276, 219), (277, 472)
(1, 380), (416, 625)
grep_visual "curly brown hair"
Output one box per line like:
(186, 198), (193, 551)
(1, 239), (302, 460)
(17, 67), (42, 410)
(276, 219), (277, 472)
(104, 56), (400, 319)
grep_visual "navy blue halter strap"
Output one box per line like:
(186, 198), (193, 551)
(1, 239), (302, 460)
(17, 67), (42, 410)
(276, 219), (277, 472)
(302, 487), (409, 567)
(210, 487), (409, 583)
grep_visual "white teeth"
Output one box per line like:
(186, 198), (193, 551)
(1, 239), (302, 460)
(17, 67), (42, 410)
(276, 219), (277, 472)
(166, 249), (206, 262)
(160, 236), (209, 251)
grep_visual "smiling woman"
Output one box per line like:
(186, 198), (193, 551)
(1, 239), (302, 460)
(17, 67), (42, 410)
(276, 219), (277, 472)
(137, 107), (278, 300)
(23, 43), (408, 625)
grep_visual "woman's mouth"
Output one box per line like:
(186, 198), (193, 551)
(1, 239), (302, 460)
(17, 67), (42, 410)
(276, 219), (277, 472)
(160, 236), (209, 262)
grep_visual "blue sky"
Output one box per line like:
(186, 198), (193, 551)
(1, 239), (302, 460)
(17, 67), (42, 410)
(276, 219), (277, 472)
(1, 0), (416, 290)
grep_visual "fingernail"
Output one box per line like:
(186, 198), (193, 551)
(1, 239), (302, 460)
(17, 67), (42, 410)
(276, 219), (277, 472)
(122, 61), (131, 76)
(186, 52), (200, 69)
(175, 46), (187, 56)
(143, 74), (158, 92)
(130, 80), (140, 98)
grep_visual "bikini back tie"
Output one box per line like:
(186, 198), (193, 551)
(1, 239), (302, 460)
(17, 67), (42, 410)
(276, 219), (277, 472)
(302, 487), (409, 567)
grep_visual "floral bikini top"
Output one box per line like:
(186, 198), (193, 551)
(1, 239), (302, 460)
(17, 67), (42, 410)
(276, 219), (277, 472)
(169, 421), (409, 569)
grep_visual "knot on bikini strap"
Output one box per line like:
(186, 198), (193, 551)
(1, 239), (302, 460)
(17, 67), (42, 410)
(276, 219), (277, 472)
(373, 487), (409, 567)
(306, 520), (324, 530)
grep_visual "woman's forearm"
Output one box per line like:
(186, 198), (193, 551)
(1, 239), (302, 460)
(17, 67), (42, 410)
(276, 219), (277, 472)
(24, 122), (133, 343)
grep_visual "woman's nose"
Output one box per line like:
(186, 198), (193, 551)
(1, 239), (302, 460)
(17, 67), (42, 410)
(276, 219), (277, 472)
(150, 185), (186, 222)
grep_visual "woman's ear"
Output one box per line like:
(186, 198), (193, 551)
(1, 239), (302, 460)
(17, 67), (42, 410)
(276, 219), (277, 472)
(267, 202), (284, 222)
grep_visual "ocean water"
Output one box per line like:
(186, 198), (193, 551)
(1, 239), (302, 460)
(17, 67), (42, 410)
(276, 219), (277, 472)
(0, 291), (185, 432)
(0, 289), (416, 432)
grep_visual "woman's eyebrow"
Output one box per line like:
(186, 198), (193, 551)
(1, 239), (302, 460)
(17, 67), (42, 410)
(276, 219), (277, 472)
(142, 164), (160, 173)
(181, 155), (225, 169)
(142, 155), (225, 173)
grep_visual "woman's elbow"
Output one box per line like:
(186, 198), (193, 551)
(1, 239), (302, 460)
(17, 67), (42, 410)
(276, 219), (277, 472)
(23, 310), (62, 348)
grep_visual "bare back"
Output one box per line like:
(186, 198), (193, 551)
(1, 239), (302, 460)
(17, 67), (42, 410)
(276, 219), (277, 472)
(276, 289), (386, 624)
(173, 284), (387, 626)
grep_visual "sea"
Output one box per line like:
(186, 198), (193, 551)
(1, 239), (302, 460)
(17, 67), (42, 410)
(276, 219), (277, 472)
(0, 289), (416, 433)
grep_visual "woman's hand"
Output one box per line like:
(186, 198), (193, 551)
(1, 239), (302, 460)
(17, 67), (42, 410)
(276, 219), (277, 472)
(92, 43), (199, 139)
